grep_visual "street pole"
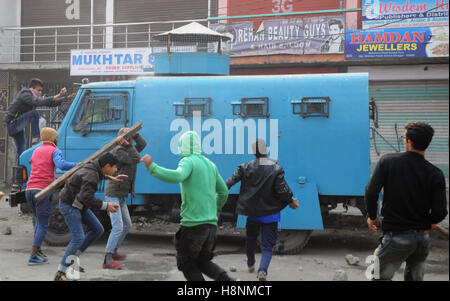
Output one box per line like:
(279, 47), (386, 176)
(208, 0), (211, 28)
(90, 0), (94, 49)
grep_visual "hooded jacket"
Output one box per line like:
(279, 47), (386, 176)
(147, 131), (229, 227)
(59, 159), (108, 211)
(226, 158), (294, 217)
(5, 88), (64, 124)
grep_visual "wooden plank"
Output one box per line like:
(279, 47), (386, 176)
(35, 121), (143, 200)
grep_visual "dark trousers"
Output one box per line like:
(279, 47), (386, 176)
(246, 219), (278, 274)
(26, 190), (52, 248)
(174, 224), (231, 281)
(6, 110), (40, 162)
(374, 230), (430, 281)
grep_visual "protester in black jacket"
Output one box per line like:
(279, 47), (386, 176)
(5, 78), (67, 162)
(365, 122), (448, 281)
(226, 139), (299, 281)
(54, 152), (128, 281)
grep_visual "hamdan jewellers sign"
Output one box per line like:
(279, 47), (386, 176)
(346, 26), (449, 59)
(70, 48), (155, 76)
(362, 0), (449, 29)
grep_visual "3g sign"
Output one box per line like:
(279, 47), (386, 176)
(272, 0), (294, 13)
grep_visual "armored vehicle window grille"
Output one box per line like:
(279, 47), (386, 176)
(74, 91), (128, 133)
(232, 97), (270, 118)
(174, 98), (212, 117)
(292, 97), (330, 118)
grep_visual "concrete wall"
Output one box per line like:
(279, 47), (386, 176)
(0, 0), (20, 63)
(348, 64), (450, 81)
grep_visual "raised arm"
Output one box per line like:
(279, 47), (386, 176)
(146, 157), (193, 184)
(52, 149), (77, 171)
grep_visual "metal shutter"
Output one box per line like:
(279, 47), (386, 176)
(370, 80), (449, 185)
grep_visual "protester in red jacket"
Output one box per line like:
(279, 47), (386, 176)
(25, 127), (77, 265)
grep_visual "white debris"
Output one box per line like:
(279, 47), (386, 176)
(332, 270), (348, 281)
(345, 254), (360, 266)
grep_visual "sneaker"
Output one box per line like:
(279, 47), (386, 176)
(248, 265), (255, 273)
(28, 254), (48, 265)
(112, 253), (127, 261)
(103, 261), (125, 270)
(54, 271), (68, 281)
(36, 249), (47, 259)
(257, 271), (267, 281)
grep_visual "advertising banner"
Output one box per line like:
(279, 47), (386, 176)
(345, 26), (449, 59)
(70, 48), (155, 76)
(362, 0), (449, 29)
(211, 16), (345, 56)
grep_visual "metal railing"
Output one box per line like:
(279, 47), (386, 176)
(0, 19), (209, 63)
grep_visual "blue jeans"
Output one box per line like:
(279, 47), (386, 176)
(26, 190), (52, 248)
(58, 201), (104, 269)
(245, 219), (278, 274)
(105, 196), (131, 254)
(374, 230), (430, 281)
(6, 110), (40, 162)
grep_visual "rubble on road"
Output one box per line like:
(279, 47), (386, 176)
(313, 258), (324, 264)
(332, 270), (348, 281)
(3, 226), (12, 235)
(345, 254), (360, 266)
(229, 266), (237, 272)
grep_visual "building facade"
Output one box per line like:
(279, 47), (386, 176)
(0, 0), (448, 186)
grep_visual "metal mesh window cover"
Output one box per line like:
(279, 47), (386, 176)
(232, 97), (270, 118)
(292, 97), (330, 118)
(74, 92), (128, 132)
(174, 97), (212, 117)
(0, 89), (8, 112)
(0, 72), (8, 87)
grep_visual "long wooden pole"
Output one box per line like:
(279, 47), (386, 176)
(35, 121), (143, 200)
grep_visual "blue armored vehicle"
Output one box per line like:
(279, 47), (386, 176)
(9, 25), (370, 254)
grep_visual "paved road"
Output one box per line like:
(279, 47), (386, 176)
(0, 194), (448, 281)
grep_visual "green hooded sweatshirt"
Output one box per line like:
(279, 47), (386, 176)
(147, 131), (229, 227)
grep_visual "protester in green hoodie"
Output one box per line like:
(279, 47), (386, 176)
(140, 131), (233, 281)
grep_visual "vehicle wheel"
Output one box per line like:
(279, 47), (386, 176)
(274, 230), (313, 254)
(43, 200), (72, 246)
(20, 202), (32, 214)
